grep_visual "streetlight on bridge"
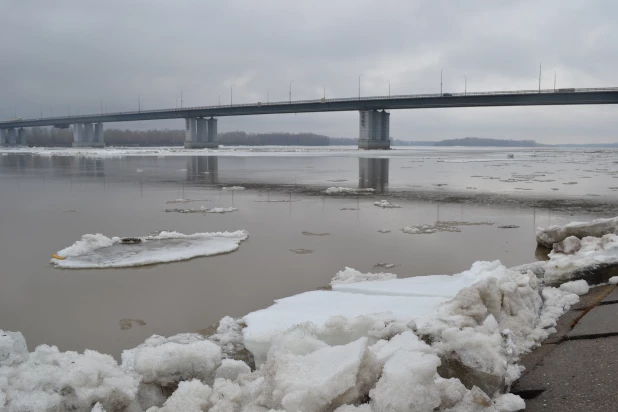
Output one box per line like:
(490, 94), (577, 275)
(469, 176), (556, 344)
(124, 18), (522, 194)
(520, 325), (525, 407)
(440, 68), (444, 95)
(231, 85), (235, 106)
(358, 74), (362, 100)
(554, 71), (557, 91)
(289, 81), (293, 103)
(464, 76), (467, 95)
(322, 85), (326, 99)
(138, 95), (142, 113)
(388, 80), (391, 97)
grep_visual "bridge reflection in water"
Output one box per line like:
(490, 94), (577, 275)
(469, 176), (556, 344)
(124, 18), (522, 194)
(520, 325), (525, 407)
(186, 156), (219, 185)
(358, 158), (389, 194)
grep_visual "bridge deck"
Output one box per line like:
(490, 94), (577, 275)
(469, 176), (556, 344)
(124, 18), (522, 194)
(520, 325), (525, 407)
(2, 87), (618, 129)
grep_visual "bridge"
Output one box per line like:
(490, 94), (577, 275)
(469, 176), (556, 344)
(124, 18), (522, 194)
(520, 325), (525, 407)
(1, 87), (617, 150)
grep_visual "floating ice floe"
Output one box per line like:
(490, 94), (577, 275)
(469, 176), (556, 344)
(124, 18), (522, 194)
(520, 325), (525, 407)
(324, 187), (375, 195)
(402, 221), (494, 235)
(536, 216), (618, 247)
(164, 206), (237, 214)
(373, 200), (401, 208)
(221, 186), (245, 191)
(50, 230), (248, 269)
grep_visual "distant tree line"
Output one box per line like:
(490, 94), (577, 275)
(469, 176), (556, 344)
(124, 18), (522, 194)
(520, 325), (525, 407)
(22, 127), (350, 147)
(433, 137), (538, 147)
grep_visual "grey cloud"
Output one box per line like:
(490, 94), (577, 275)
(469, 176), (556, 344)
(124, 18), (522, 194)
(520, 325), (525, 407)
(1, 0), (617, 143)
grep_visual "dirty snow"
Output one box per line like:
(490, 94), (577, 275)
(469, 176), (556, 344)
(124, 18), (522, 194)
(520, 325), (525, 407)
(50, 230), (248, 269)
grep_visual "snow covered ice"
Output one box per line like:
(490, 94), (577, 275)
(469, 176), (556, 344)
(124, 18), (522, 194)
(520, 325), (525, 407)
(373, 200), (401, 208)
(536, 216), (618, 247)
(50, 230), (248, 269)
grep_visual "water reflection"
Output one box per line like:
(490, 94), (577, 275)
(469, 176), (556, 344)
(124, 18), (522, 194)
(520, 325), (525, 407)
(186, 156), (219, 185)
(358, 158), (389, 193)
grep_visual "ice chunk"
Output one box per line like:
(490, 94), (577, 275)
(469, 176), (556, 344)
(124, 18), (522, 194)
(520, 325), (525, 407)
(51, 230), (248, 268)
(374, 200), (401, 208)
(370, 350), (441, 412)
(200, 206), (238, 213)
(536, 216), (618, 247)
(261, 337), (372, 412)
(221, 186), (245, 191)
(330, 267), (397, 285)
(493, 393), (526, 412)
(91, 403), (105, 412)
(610, 276), (618, 284)
(121, 334), (222, 386)
(208, 316), (254, 368)
(146, 379), (212, 412)
(324, 187), (374, 195)
(0, 330), (28, 366)
(215, 359), (251, 382)
(0, 344), (138, 412)
(552, 236), (581, 254)
(559, 279), (590, 295)
(334, 404), (373, 412)
(334, 261), (507, 298)
(243, 291), (446, 367)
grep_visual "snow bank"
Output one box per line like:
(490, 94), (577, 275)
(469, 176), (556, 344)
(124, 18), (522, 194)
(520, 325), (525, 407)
(324, 187), (375, 195)
(145, 379), (212, 412)
(330, 267), (398, 285)
(50, 230), (248, 269)
(536, 216), (618, 247)
(374, 200), (401, 208)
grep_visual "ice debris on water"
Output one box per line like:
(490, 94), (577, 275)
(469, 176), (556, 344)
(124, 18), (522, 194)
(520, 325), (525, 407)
(330, 267), (398, 285)
(165, 206), (237, 214)
(374, 200), (401, 208)
(325, 187), (375, 195)
(377, 229), (391, 234)
(536, 216), (618, 247)
(289, 248), (314, 254)
(402, 221), (494, 235)
(50, 230), (249, 269)
(302, 231), (329, 236)
(221, 186), (245, 191)
(165, 198), (210, 204)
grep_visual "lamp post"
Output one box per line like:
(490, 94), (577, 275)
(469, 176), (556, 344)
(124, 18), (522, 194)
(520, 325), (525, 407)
(538, 63), (542, 93)
(218, 94), (221, 107)
(138, 95), (141, 113)
(322, 85), (325, 99)
(289, 81), (293, 103)
(181, 89), (184, 108)
(388, 80), (391, 97)
(230, 85), (235, 106)
(358, 74), (362, 100)
(267, 90), (269, 104)
(464, 76), (467, 95)
(554, 71), (556, 91)
(440, 68), (443, 95)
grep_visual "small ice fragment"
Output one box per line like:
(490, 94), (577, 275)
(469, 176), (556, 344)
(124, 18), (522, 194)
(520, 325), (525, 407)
(378, 229), (391, 234)
(559, 280), (590, 295)
(222, 186), (245, 191)
(374, 200), (401, 208)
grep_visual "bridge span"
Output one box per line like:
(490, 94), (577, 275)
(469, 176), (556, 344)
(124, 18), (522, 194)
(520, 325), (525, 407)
(1, 87), (617, 150)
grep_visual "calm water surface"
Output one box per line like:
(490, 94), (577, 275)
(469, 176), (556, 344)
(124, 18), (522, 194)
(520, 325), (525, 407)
(0, 147), (615, 357)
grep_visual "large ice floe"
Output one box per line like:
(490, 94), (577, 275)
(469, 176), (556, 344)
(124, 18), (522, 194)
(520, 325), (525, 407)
(50, 231), (248, 269)
(536, 216), (618, 247)
(6, 218), (618, 411)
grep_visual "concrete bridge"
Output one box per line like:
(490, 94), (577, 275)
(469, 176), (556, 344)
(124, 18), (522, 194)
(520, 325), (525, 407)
(1, 87), (617, 150)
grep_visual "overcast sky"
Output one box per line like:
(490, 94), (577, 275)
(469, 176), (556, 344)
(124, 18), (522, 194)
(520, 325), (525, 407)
(1, 0), (617, 143)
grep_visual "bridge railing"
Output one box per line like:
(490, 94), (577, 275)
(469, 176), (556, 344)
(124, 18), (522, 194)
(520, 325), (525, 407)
(3, 86), (618, 124)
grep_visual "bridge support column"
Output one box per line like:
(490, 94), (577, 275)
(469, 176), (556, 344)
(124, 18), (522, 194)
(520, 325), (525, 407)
(358, 110), (390, 150)
(7, 128), (17, 146)
(18, 128), (26, 146)
(184, 117), (218, 148)
(72, 123), (105, 147)
(94, 123), (105, 146)
(0, 129), (7, 146)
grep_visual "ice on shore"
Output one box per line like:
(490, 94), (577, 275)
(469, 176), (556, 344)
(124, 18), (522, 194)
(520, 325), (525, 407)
(324, 187), (375, 195)
(50, 230), (248, 269)
(536, 216), (618, 247)
(515, 234), (618, 286)
(330, 267), (398, 285)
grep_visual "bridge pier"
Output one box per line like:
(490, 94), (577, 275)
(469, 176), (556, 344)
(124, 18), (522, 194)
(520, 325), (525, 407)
(0, 129), (6, 146)
(358, 110), (390, 150)
(72, 123), (105, 147)
(7, 128), (17, 146)
(184, 117), (218, 148)
(18, 128), (26, 146)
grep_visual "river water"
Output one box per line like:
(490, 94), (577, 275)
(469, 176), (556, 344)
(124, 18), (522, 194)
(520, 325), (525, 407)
(0, 146), (617, 358)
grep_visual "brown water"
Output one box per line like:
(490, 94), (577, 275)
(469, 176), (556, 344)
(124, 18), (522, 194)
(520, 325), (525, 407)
(0, 152), (610, 358)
